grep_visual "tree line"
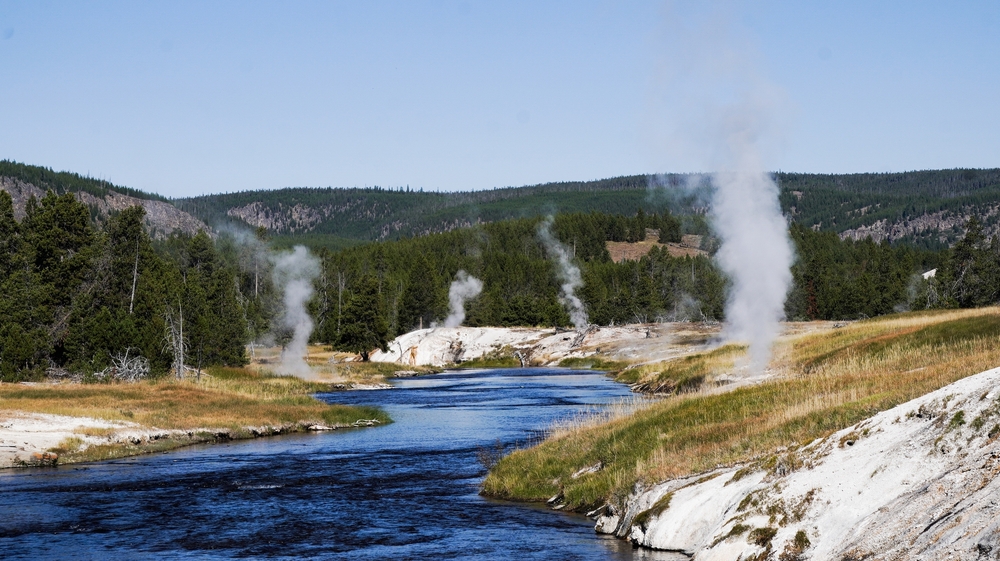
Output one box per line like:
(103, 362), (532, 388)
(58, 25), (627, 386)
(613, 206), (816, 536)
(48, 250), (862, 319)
(0, 191), (249, 381)
(0, 188), (988, 380)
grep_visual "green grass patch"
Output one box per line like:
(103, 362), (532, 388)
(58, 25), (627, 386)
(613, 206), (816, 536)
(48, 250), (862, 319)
(457, 356), (522, 369)
(558, 357), (631, 373)
(633, 492), (673, 529)
(748, 527), (778, 546)
(482, 309), (1000, 511)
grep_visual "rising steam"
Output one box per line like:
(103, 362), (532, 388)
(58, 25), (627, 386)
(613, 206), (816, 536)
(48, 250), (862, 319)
(538, 217), (589, 330)
(651, 7), (794, 371)
(444, 270), (483, 328)
(712, 172), (793, 371)
(271, 245), (321, 376)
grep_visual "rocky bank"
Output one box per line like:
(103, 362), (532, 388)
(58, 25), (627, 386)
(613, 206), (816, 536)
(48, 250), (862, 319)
(370, 324), (722, 368)
(594, 366), (1000, 560)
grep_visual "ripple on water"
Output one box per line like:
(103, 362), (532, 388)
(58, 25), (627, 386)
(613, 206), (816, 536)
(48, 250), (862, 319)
(0, 368), (674, 560)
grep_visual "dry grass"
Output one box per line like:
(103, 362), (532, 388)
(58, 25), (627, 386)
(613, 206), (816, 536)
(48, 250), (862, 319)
(617, 343), (746, 392)
(482, 307), (1000, 510)
(0, 367), (388, 431)
(606, 230), (706, 263)
(547, 396), (653, 440)
(1, 364), (390, 464)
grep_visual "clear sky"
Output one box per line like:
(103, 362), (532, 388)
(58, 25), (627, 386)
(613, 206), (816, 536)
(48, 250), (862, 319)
(1, 1), (998, 198)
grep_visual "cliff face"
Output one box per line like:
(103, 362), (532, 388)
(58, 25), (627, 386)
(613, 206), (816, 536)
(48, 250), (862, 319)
(839, 205), (1000, 245)
(600, 366), (1000, 559)
(0, 176), (208, 239)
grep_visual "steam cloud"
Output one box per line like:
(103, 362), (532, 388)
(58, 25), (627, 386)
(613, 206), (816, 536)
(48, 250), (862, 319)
(444, 270), (483, 328)
(271, 245), (321, 376)
(712, 172), (793, 371)
(538, 217), (589, 330)
(652, 8), (794, 371)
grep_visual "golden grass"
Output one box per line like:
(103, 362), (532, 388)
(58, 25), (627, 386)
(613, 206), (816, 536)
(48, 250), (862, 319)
(482, 307), (1000, 510)
(617, 344), (745, 392)
(1, 364), (390, 464)
(0, 368), (388, 431)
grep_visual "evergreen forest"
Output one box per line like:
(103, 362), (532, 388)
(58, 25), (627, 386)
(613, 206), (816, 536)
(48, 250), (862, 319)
(173, 168), (1000, 250)
(6, 185), (1000, 382)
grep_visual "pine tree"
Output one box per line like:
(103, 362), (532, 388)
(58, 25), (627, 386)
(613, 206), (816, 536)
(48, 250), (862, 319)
(336, 275), (388, 361)
(398, 253), (443, 332)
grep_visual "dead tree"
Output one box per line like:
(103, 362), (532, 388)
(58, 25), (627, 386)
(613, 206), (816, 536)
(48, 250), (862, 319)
(95, 348), (151, 382)
(129, 237), (139, 315)
(164, 304), (187, 380)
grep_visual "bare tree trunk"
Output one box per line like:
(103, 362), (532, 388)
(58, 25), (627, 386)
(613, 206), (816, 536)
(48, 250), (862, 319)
(129, 238), (139, 314)
(164, 303), (186, 380)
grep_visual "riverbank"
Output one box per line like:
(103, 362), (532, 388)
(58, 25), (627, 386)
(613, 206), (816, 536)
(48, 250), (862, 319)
(1, 367), (638, 560)
(0, 366), (390, 468)
(482, 308), (1000, 556)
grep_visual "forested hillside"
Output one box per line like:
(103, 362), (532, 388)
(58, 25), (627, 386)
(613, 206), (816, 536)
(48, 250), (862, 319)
(779, 169), (1000, 248)
(5, 182), (999, 382)
(174, 175), (675, 250)
(314, 211), (953, 352)
(0, 160), (168, 202)
(174, 169), (1000, 250)
(0, 160), (207, 239)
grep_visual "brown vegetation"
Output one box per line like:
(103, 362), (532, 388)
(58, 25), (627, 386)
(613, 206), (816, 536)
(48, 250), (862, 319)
(606, 230), (706, 263)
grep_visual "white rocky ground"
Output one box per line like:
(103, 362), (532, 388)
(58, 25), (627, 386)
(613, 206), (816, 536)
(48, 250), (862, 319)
(370, 324), (722, 367)
(595, 366), (1000, 560)
(0, 409), (353, 468)
(0, 411), (141, 467)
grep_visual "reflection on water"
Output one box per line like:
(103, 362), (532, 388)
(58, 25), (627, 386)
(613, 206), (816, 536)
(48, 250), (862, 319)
(0, 368), (675, 560)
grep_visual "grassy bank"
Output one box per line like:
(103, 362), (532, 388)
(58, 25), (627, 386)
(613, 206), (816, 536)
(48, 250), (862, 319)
(1, 366), (390, 464)
(482, 308), (1000, 511)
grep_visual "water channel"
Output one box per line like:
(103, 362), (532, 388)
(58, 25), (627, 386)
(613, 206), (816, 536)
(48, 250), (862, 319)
(1, 368), (674, 560)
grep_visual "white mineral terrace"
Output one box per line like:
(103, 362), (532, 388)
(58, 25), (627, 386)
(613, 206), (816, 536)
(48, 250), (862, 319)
(598, 366), (1000, 559)
(369, 324), (722, 367)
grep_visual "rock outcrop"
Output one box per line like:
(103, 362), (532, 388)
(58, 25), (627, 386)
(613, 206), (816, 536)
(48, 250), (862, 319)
(839, 205), (1000, 246)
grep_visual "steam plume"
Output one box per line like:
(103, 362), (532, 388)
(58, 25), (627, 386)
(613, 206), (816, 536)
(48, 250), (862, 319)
(444, 270), (483, 328)
(712, 172), (793, 371)
(651, 7), (794, 371)
(271, 245), (321, 376)
(538, 217), (589, 330)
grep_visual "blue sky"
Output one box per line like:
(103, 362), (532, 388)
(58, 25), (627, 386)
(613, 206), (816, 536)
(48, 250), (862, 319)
(1, 1), (998, 198)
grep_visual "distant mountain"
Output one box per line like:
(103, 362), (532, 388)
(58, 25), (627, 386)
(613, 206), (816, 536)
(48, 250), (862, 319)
(7, 160), (1000, 249)
(0, 160), (208, 239)
(176, 169), (1000, 250)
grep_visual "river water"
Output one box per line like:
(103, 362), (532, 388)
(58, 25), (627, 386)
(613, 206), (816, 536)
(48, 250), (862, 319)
(0, 368), (676, 560)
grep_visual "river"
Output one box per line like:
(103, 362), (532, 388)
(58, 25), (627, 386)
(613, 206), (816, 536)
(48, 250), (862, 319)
(0, 368), (673, 560)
